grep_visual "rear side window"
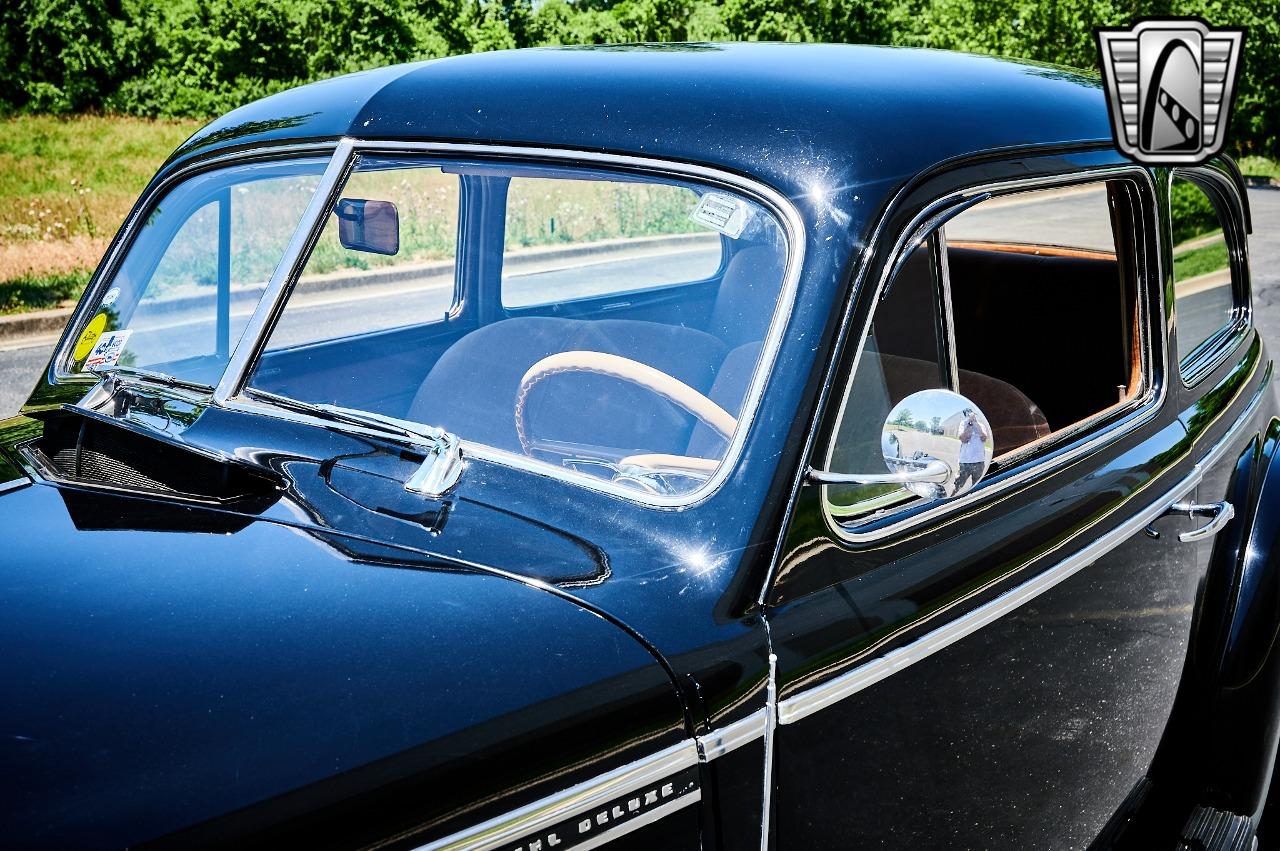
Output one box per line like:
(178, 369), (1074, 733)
(501, 176), (723, 309)
(824, 179), (1144, 522)
(1170, 173), (1241, 376)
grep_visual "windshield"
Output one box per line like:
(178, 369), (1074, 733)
(66, 158), (328, 386)
(245, 154), (791, 498)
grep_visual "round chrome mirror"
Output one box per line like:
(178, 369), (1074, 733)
(882, 389), (993, 500)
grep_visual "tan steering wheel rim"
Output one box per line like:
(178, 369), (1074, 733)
(515, 350), (738, 456)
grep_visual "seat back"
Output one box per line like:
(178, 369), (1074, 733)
(880, 353), (1051, 457)
(706, 241), (787, 350)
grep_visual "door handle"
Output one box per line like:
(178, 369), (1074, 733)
(1143, 501), (1235, 543)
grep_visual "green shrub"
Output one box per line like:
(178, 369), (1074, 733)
(1169, 178), (1220, 246)
(0, 270), (90, 315)
(0, 0), (1276, 162)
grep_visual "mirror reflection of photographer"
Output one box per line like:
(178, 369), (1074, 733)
(954, 408), (989, 492)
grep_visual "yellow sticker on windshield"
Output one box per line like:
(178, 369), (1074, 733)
(73, 313), (108, 361)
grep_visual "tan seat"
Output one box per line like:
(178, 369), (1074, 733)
(880, 353), (1051, 457)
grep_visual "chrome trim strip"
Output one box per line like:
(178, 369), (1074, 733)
(695, 709), (767, 762)
(935, 229), (960, 391)
(219, 139), (807, 510)
(572, 792), (701, 851)
(417, 739), (699, 851)
(777, 369), (1268, 726)
(213, 139), (355, 404)
(759, 652), (779, 851)
(51, 141), (342, 384)
(0, 477), (30, 495)
(818, 166), (1163, 543)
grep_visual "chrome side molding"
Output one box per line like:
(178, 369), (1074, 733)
(696, 709), (767, 762)
(417, 740), (699, 851)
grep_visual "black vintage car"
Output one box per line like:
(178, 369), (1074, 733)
(1, 42), (1276, 851)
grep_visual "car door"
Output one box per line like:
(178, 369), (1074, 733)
(761, 151), (1247, 849)
(1158, 162), (1280, 837)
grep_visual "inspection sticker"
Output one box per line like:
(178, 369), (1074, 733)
(84, 330), (132, 370)
(690, 192), (751, 238)
(72, 313), (109, 361)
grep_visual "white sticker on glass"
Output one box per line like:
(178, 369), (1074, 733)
(84, 330), (133, 370)
(690, 192), (750, 239)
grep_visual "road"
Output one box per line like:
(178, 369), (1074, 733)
(2, 186), (1278, 417)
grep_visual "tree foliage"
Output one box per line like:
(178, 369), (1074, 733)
(1, 0), (1276, 158)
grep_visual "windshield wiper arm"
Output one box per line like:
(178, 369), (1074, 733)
(246, 388), (448, 448)
(246, 389), (463, 498)
(89, 364), (212, 394)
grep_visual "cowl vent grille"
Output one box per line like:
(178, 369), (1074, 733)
(25, 414), (278, 506)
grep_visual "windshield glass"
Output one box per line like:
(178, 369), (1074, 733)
(65, 158), (327, 386)
(246, 154), (790, 498)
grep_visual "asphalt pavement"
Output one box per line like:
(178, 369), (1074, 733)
(1, 186), (1277, 418)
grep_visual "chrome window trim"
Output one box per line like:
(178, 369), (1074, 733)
(216, 138), (806, 510)
(817, 166), (1164, 544)
(415, 739), (699, 851)
(0, 477), (29, 495)
(777, 361), (1267, 725)
(1172, 165), (1253, 388)
(213, 139), (357, 402)
(935, 229), (960, 391)
(50, 141), (344, 386)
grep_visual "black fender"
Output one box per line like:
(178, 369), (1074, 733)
(1196, 418), (1280, 821)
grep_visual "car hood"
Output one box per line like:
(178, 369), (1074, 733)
(0, 482), (685, 849)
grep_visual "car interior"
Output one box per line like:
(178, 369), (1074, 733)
(243, 163), (791, 492)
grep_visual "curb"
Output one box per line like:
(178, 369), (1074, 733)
(0, 232), (717, 347)
(0, 306), (77, 342)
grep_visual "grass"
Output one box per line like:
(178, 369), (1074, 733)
(1173, 239), (1229, 281)
(0, 116), (710, 313)
(0, 114), (1272, 317)
(1238, 155), (1280, 183)
(0, 115), (201, 310)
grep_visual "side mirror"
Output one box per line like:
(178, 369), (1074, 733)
(336, 198), (399, 255)
(808, 389), (993, 501)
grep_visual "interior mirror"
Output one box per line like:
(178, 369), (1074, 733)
(882, 389), (993, 499)
(808, 388), (993, 501)
(336, 198), (399, 255)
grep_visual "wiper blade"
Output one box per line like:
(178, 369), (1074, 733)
(247, 389), (449, 447)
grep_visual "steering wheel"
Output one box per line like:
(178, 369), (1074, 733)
(515, 351), (737, 457)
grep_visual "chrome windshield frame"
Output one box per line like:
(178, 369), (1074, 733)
(56, 137), (806, 510)
(50, 141), (345, 386)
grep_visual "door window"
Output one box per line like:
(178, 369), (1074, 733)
(1170, 172), (1241, 376)
(825, 179), (1144, 524)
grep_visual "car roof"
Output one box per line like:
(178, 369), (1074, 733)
(167, 43), (1113, 200)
